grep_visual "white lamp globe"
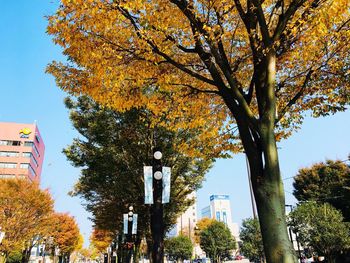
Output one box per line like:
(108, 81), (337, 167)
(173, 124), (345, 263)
(154, 171), (163, 180)
(128, 217), (133, 222)
(154, 151), (162, 160)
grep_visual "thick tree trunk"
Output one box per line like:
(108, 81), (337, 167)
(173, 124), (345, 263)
(250, 152), (296, 262)
(221, 50), (297, 263)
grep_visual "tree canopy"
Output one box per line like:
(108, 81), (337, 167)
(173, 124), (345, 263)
(239, 218), (265, 263)
(0, 179), (54, 262)
(288, 202), (350, 263)
(293, 159), (350, 221)
(64, 95), (212, 237)
(51, 213), (81, 257)
(47, 0), (349, 142)
(200, 221), (236, 263)
(165, 235), (193, 261)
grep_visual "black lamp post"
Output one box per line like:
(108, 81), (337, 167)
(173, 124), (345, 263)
(144, 148), (171, 263)
(151, 148), (165, 263)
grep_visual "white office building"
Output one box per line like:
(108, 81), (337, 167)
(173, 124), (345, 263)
(201, 195), (240, 241)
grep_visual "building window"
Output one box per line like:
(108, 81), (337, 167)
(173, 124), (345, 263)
(20, 163), (29, 169)
(0, 151), (19, 157)
(33, 145), (40, 157)
(0, 140), (21, 146)
(35, 134), (40, 143)
(28, 165), (36, 177)
(22, 152), (32, 158)
(0, 174), (16, 179)
(0, 162), (17, 168)
(223, 211), (227, 225)
(216, 211), (221, 221)
(24, 141), (34, 147)
(31, 155), (39, 167)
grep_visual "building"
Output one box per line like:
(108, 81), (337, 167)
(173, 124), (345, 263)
(201, 194), (240, 241)
(169, 192), (197, 237)
(0, 122), (45, 182)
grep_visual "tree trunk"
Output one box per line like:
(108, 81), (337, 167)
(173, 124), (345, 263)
(221, 51), (297, 263)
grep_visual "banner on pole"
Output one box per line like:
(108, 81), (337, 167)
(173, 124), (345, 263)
(123, 214), (128, 234)
(162, 167), (171, 204)
(132, 214), (138, 234)
(144, 166), (153, 204)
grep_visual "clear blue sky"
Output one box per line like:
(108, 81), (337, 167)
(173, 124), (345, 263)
(1, 1), (349, 247)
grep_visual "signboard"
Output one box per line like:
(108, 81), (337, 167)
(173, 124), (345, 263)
(132, 214), (138, 234)
(19, 128), (31, 138)
(123, 214), (128, 234)
(162, 167), (171, 204)
(210, 195), (229, 201)
(144, 166), (153, 204)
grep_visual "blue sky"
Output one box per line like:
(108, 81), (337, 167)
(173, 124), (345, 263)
(1, 1), (349, 246)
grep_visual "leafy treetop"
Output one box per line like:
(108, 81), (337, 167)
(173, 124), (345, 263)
(47, 0), (350, 154)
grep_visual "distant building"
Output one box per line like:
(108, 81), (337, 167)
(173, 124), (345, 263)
(169, 192), (197, 237)
(0, 122), (45, 182)
(201, 205), (211, 218)
(201, 194), (240, 241)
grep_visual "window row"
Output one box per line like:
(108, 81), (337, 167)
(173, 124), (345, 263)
(0, 174), (26, 179)
(0, 162), (37, 171)
(0, 151), (19, 157)
(0, 140), (37, 148)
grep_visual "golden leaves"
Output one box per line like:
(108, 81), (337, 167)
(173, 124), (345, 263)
(47, 0), (350, 154)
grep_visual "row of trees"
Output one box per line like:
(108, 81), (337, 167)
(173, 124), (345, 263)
(0, 179), (82, 263)
(165, 220), (236, 263)
(239, 158), (350, 263)
(47, 0), (350, 261)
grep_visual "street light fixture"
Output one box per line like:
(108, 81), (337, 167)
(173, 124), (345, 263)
(143, 148), (171, 263)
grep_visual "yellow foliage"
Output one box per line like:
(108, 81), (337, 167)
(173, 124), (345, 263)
(47, 0), (350, 154)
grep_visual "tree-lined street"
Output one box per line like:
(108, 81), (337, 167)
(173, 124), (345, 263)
(0, 1), (349, 263)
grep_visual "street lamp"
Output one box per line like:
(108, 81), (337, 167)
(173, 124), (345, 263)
(143, 148), (171, 263)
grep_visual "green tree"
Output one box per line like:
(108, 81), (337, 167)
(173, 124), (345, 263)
(165, 235), (193, 262)
(63, 96), (213, 261)
(239, 218), (265, 263)
(293, 159), (350, 221)
(288, 202), (350, 263)
(200, 221), (236, 263)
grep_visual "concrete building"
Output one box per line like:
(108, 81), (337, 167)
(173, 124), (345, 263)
(0, 122), (45, 182)
(201, 195), (240, 241)
(169, 192), (197, 237)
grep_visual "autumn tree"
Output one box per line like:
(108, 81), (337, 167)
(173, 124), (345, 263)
(90, 228), (113, 254)
(239, 218), (265, 263)
(63, 96), (213, 261)
(47, 0), (350, 262)
(51, 213), (81, 263)
(288, 202), (350, 263)
(293, 159), (350, 221)
(0, 179), (54, 263)
(194, 218), (215, 244)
